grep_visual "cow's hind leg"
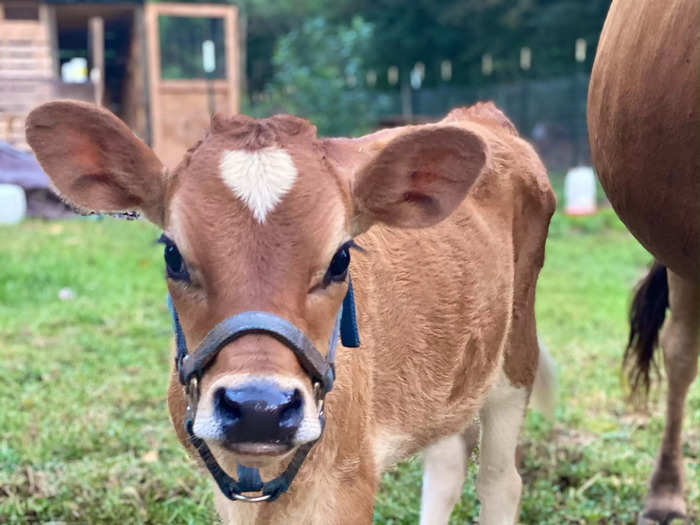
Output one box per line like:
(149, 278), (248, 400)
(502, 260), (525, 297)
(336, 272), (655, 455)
(641, 271), (699, 524)
(419, 422), (479, 525)
(476, 376), (528, 525)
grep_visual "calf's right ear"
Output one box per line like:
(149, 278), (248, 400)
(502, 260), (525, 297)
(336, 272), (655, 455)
(25, 100), (167, 226)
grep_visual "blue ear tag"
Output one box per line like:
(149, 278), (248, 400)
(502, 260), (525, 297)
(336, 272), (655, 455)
(340, 277), (360, 347)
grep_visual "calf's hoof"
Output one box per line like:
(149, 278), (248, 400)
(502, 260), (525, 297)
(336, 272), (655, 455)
(638, 493), (687, 524)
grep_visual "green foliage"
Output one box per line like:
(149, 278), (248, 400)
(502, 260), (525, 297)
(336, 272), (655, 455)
(237, 0), (330, 91)
(1, 213), (698, 523)
(242, 0), (612, 93)
(331, 0), (610, 87)
(247, 16), (390, 137)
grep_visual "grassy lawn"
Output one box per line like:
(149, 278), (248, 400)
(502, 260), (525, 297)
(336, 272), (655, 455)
(1, 208), (698, 524)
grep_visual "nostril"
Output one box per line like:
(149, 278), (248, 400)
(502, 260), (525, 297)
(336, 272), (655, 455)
(216, 387), (242, 422)
(278, 389), (303, 428)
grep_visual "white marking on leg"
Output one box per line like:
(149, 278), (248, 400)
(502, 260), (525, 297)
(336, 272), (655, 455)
(477, 373), (527, 525)
(530, 337), (556, 419)
(420, 433), (467, 525)
(219, 147), (297, 223)
(372, 427), (411, 474)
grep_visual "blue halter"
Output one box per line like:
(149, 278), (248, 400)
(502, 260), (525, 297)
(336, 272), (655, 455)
(167, 279), (360, 502)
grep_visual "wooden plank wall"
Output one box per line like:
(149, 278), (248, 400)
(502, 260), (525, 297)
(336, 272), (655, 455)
(0, 2), (54, 150)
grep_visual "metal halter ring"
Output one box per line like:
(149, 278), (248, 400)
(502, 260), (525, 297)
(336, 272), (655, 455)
(232, 493), (272, 503)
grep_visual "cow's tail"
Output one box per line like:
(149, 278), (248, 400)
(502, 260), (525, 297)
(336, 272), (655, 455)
(531, 338), (556, 419)
(624, 261), (669, 397)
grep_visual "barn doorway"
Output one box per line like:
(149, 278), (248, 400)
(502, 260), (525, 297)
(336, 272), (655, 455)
(52, 3), (147, 139)
(144, 2), (239, 167)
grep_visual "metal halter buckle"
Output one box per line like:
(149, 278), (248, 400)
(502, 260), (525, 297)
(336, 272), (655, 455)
(313, 381), (325, 417)
(184, 375), (199, 406)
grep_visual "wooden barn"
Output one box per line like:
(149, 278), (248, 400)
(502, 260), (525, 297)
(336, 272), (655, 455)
(0, 0), (239, 167)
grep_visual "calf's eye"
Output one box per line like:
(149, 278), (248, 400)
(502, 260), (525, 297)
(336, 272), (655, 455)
(158, 234), (190, 282)
(325, 246), (350, 284)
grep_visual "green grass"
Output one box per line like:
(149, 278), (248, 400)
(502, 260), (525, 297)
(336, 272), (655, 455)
(1, 210), (698, 524)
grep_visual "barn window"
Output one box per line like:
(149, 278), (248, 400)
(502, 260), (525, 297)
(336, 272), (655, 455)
(3, 4), (40, 21)
(158, 16), (226, 80)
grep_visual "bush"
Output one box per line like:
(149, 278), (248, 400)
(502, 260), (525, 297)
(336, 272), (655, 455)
(246, 16), (391, 137)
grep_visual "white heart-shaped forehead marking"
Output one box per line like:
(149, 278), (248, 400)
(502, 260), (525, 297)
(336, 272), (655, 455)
(219, 147), (298, 223)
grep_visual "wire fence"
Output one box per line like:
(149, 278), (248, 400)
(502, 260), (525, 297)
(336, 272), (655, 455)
(372, 73), (591, 173)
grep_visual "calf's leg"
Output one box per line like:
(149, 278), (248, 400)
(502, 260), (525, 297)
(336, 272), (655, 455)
(419, 422), (479, 525)
(641, 271), (699, 524)
(476, 377), (528, 525)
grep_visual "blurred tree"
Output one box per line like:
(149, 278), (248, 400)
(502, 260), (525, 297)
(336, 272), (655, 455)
(236, 0), (612, 132)
(238, 0), (331, 93)
(329, 0), (611, 87)
(247, 16), (390, 137)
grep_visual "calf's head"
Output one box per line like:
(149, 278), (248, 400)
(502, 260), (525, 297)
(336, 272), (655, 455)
(26, 101), (488, 467)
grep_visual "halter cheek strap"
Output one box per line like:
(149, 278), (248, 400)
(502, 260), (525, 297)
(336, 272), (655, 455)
(167, 278), (360, 502)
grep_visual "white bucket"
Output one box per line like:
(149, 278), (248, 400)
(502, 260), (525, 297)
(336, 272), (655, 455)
(0, 184), (27, 224)
(564, 166), (597, 216)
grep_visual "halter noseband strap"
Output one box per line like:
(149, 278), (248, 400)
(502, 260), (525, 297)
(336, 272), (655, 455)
(167, 279), (359, 502)
(179, 310), (337, 394)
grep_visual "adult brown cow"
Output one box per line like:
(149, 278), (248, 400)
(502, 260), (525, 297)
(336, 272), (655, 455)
(587, 0), (699, 523)
(26, 100), (555, 524)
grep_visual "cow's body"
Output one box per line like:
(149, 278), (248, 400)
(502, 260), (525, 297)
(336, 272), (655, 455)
(27, 100), (555, 524)
(588, 0), (699, 521)
(588, 0), (698, 280)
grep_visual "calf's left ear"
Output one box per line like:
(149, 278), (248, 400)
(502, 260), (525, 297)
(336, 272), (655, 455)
(26, 100), (167, 226)
(351, 126), (488, 231)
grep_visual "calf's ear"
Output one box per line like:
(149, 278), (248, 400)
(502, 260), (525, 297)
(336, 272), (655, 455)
(25, 100), (167, 226)
(351, 125), (488, 231)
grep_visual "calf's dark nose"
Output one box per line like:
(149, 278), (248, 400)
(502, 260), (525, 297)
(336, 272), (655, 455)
(215, 381), (303, 444)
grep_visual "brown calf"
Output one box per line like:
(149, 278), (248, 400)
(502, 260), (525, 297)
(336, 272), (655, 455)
(26, 100), (555, 524)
